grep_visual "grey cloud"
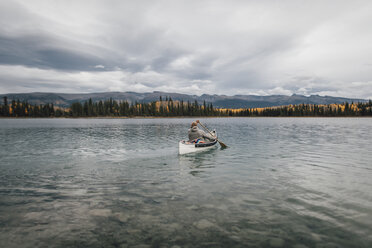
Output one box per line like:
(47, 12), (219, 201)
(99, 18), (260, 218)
(150, 48), (188, 72)
(0, 0), (371, 98)
(37, 49), (103, 71)
(167, 54), (217, 80)
(0, 32), (161, 73)
(0, 34), (105, 71)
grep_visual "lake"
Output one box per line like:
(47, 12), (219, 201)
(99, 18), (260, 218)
(0, 118), (371, 248)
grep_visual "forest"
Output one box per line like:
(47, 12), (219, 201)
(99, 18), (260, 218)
(1, 96), (372, 117)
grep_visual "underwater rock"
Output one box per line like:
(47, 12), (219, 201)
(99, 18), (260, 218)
(186, 205), (199, 210)
(194, 219), (215, 229)
(24, 212), (43, 219)
(89, 209), (112, 217)
(293, 244), (309, 248)
(231, 226), (241, 233)
(114, 213), (129, 222)
(269, 238), (285, 247)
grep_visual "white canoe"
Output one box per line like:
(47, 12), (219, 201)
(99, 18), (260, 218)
(179, 131), (218, 155)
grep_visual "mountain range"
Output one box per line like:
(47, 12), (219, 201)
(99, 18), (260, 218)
(0, 91), (368, 108)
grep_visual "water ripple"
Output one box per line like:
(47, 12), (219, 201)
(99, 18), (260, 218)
(0, 118), (371, 247)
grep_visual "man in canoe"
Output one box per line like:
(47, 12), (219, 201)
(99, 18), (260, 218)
(188, 120), (215, 143)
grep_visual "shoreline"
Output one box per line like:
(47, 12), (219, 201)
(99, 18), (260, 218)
(1, 116), (372, 119)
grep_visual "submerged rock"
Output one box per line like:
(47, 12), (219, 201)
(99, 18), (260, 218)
(166, 223), (181, 230)
(131, 245), (151, 248)
(293, 244), (309, 248)
(230, 235), (241, 242)
(269, 238), (285, 247)
(114, 213), (130, 222)
(24, 212), (43, 219)
(231, 226), (241, 233)
(186, 205), (199, 210)
(89, 209), (112, 217)
(194, 219), (215, 229)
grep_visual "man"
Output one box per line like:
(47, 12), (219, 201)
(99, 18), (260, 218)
(188, 120), (214, 142)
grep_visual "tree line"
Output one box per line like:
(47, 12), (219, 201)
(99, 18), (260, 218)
(1, 96), (371, 117)
(221, 101), (372, 117)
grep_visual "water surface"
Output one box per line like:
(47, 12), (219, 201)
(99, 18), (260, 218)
(0, 118), (371, 247)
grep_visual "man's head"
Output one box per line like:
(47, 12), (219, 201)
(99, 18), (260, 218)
(191, 122), (197, 128)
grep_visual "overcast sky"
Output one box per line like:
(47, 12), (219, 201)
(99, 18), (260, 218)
(0, 0), (371, 98)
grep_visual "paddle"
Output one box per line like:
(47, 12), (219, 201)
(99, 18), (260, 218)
(197, 121), (228, 149)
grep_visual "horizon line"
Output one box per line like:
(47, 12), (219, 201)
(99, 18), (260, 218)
(0, 91), (369, 100)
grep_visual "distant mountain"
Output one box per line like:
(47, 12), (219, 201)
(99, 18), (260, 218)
(0, 91), (368, 108)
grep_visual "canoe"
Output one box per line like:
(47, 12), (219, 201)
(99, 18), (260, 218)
(179, 131), (218, 155)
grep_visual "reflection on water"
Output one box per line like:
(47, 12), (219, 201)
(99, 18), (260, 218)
(0, 118), (372, 248)
(179, 148), (218, 176)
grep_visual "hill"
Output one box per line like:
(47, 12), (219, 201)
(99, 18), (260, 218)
(0, 91), (368, 108)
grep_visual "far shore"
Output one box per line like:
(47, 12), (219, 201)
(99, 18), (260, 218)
(1, 116), (371, 119)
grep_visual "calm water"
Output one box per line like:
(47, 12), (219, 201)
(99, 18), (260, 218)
(0, 118), (371, 248)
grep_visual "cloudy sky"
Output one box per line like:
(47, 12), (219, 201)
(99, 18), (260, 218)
(0, 0), (371, 98)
